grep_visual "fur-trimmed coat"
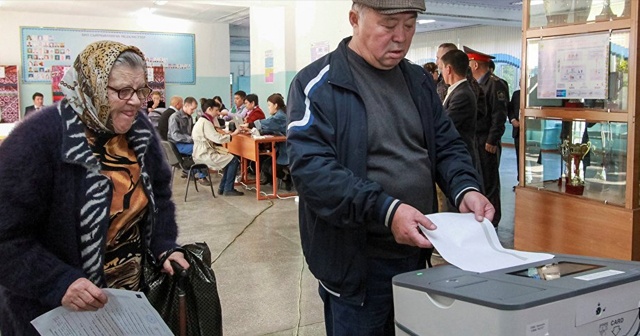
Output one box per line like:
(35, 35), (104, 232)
(0, 101), (178, 335)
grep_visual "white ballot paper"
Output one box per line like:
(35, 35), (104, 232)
(421, 212), (554, 273)
(31, 288), (172, 336)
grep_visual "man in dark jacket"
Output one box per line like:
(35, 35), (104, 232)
(157, 95), (183, 141)
(286, 1), (494, 335)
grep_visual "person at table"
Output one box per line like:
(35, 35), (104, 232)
(146, 91), (165, 113)
(220, 90), (247, 121)
(243, 93), (266, 125)
(192, 99), (244, 196)
(0, 40), (188, 335)
(242, 93), (291, 189)
(24, 92), (44, 117)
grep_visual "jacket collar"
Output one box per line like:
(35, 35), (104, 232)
(328, 37), (427, 94)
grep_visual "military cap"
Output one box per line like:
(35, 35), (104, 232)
(353, 0), (426, 14)
(463, 46), (495, 63)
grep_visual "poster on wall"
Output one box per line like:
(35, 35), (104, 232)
(265, 50), (274, 84)
(311, 41), (330, 62)
(21, 27), (195, 84)
(537, 32), (610, 99)
(51, 65), (70, 103)
(0, 66), (20, 123)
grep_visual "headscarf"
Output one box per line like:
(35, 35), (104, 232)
(60, 40), (147, 134)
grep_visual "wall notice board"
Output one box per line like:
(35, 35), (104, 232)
(21, 27), (195, 84)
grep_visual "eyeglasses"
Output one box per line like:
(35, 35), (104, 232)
(107, 85), (152, 100)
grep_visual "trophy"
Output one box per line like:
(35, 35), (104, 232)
(561, 140), (592, 195)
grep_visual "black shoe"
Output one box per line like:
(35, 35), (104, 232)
(283, 179), (293, 191)
(223, 189), (244, 196)
(218, 188), (224, 195)
(181, 171), (188, 178)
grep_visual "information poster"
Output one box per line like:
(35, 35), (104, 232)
(537, 32), (610, 99)
(265, 50), (274, 84)
(21, 27), (195, 84)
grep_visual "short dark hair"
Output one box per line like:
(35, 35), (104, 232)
(423, 62), (438, 74)
(32, 92), (43, 100)
(234, 90), (247, 99)
(184, 96), (197, 105)
(202, 99), (221, 112)
(489, 60), (496, 71)
(438, 43), (458, 51)
(441, 50), (469, 77)
(245, 93), (259, 105)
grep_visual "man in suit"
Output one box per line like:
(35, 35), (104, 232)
(157, 96), (183, 141)
(441, 49), (479, 172)
(24, 92), (44, 117)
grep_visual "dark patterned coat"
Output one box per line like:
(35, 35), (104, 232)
(0, 101), (178, 335)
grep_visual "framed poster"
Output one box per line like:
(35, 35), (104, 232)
(537, 32), (610, 99)
(0, 66), (20, 123)
(21, 27), (195, 84)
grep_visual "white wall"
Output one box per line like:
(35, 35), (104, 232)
(407, 25), (522, 67)
(0, 10), (231, 114)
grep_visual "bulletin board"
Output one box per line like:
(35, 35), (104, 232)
(21, 27), (195, 84)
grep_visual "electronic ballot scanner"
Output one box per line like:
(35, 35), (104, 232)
(393, 254), (640, 335)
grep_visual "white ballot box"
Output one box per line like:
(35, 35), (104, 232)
(393, 254), (640, 336)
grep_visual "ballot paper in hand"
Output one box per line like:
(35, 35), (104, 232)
(31, 288), (172, 336)
(421, 212), (554, 273)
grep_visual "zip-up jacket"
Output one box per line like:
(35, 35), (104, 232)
(286, 37), (481, 304)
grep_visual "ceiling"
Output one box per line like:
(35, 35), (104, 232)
(0, 0), (523, 34)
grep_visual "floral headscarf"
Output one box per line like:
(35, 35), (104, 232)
(60, 40), (147, 134)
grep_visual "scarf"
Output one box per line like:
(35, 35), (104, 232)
(59, 40), (146, 134)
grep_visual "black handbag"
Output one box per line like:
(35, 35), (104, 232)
(143, 242), (223, 336)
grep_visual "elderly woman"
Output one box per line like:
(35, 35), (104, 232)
(0, 40), (188, 335)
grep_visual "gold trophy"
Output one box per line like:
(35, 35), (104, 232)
(561, 140), (592, 195)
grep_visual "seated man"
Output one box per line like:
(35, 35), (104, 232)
(24, 92), (44, 117)
(157, 96), (183, 141)
(220, 90), (247, 121)
(168, 96), (209, 185)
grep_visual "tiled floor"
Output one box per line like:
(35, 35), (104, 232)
(173, 147), (518, 335)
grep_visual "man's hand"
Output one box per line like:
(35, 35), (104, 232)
(391, 204), (436, 248)
(485, 143), (498, 154)
(61, 278), (108, 311)
(511, 119), (520, 128)
(458, 191), (495, 223)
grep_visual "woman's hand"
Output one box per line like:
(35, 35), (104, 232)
(161, 250), (190, 276)
(61, 278), (108, 311)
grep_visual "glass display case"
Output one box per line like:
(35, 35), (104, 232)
(524, 118), (627, 205)
(525, 30), (629, 112)
(529, 0), (631, 29)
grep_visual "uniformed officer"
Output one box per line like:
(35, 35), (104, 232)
(464, 46), (509, 228)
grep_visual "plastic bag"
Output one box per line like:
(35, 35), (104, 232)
(144, 242), (223, 336)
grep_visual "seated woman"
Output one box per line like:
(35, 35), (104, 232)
(192, 99), (244, 196)
(242, 93), (291, 190)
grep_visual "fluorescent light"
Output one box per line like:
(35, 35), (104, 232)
(154, 0), (168, 5)
(418, 19), (435, 24)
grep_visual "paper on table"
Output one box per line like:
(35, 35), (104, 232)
(421, 212), (554, 273)
(31, 288), (172, 336)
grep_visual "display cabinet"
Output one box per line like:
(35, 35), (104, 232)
(514, 0), (640, 260)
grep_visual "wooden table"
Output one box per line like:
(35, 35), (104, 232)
(226, 133), (296, 200)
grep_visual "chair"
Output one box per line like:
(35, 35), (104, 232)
(160, 140), (215, 201)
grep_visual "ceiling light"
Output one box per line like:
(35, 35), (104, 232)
(154, 1), (168, 5)
(418, 19), (435, 24)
